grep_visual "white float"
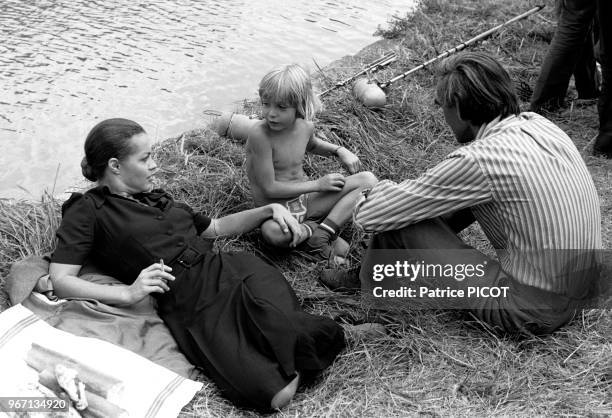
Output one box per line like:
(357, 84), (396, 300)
(211, 112), (258, 142)
(352, 78), (387, 108)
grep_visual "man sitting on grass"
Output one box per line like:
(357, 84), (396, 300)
(321, 52), (605, 335)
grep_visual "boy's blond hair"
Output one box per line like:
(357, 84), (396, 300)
(258, 64), (322, 121)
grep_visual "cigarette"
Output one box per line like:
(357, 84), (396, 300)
(159, 258), (164, 271)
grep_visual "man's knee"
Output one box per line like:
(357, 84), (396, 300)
(346, 171), (378, 191)
(261, 220), (291, 247)
(369, 218), (465, 250)
(469, 276), (578, 336)
(442, 208), (476, 233)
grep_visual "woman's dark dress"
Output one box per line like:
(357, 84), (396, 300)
(51, 186), (345, 409)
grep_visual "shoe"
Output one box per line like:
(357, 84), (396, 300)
(319, 266), (361, 292)
(593, 132), (612, 158)
(298, 221), (336, 262)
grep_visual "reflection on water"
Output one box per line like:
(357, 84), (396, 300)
(0, 0), (414, 199)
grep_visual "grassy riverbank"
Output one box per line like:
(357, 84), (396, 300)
(1, 0), (610, 416)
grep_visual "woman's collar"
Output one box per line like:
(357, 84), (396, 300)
(86, 185), (169, 208)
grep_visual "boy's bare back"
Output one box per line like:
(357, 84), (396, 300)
(246, 118), (316, 206)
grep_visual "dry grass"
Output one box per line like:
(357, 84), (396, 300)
(0, 195), (60, 309)
(1, 0), (610, 416)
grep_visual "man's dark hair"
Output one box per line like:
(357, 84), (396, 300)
(436, 52), (520, 125)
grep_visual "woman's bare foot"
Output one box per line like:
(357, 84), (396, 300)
(270, 373), (300, 410)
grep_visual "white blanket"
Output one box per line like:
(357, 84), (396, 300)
(0, 304), (202, 417)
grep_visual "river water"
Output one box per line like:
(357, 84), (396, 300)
(0, 0), (415, 199)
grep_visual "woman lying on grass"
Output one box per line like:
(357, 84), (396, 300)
(48, 118), (345, 411)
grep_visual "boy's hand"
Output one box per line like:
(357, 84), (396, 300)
(337, 148), (362, 174)
(318, 173), (346, 192)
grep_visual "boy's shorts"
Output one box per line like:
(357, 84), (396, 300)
(282, 194), (325, 224)
(284, 194), (309, 223)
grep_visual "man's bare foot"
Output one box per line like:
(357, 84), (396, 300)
(332, 236), (350, 258)
(270, 373), (300, 410)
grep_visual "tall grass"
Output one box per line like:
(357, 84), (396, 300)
(0, 195), (60, 309)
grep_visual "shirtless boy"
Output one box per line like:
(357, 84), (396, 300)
(246, 64), (377, 262)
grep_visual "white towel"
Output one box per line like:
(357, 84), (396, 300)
(0, 304), (202, 417)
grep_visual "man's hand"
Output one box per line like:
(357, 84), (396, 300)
(337, 147), (362, 174)
(317, 173), (346, 192)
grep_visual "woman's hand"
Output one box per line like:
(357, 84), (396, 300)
(337, 148), (362, 174)
(268, 203), (304, 247)
(124, 262), (175, 304)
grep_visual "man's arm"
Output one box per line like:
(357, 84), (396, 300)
(354, 153), (492, 232)
(245, 127), (325, 199)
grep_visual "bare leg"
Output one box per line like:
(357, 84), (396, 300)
(270, 373), (300, 410)
(260, 171), (377, 248)
(306, 171), (378, 227)
(261, 219), (311, 247)
(261, 220), (348, 264)
(298, 171), (377, 263)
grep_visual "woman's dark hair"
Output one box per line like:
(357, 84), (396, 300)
(436, 52), (520, 126)
(81, 118), (145, 181)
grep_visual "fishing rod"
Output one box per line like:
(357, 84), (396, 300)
(319, 51), (398, 97)
(378, 5), (545, 89)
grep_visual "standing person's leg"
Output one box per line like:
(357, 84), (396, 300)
(530, 0), (597, 110)
(593, 0), (612, 156)
(573, 28), (600, 99)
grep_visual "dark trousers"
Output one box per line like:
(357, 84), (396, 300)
(530, 0), (612, 152)
(360, 210), (592, 336)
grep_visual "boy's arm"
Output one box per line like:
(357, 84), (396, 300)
(306, 128), (340, 156)
(307, 130), (362, 174)
(246, 128), (330, 199)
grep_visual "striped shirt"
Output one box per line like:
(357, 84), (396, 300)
(354, 112), (602, 291)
